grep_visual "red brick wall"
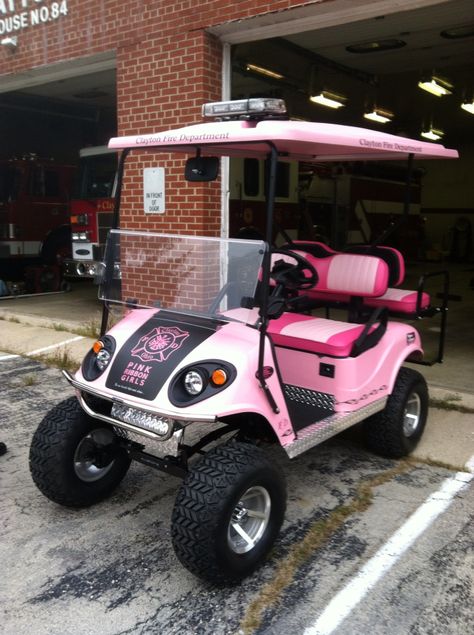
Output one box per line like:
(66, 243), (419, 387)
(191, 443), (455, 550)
(0, 0), (332, 235)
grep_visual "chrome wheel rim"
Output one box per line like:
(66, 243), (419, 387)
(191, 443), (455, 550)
(74, 428), (116, 482)
(227, 485), (271, 554)
(403, 392), (421, 437)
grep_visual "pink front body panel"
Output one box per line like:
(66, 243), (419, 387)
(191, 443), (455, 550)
(74, 309), (295, 445)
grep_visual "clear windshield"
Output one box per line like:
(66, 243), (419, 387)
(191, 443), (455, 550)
(99, 230), (266, 324)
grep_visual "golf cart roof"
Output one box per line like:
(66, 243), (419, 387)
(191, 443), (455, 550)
(109, 119), (458, 162)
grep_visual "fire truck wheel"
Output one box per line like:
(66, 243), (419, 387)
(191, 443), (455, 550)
(363, 367), (428, 458)
(41, 226), (71, 265)
(29, 397), (131, 507)
(171, 440), (286, 584)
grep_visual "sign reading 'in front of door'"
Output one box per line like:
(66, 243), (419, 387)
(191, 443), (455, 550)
(144, 168), (165, 214)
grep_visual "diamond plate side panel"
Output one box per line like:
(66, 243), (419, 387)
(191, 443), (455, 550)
(284, 397), (387, 459)
(284, 384), (335, 410)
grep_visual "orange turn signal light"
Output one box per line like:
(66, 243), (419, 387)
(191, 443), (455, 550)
(211, 369), (227, 386)
(93, 340), (104, 354)
(70, 215), (79, 223)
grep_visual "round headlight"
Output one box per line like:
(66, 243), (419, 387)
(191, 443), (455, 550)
(184, 370), (205, 395)
(96, 348), (111, 371)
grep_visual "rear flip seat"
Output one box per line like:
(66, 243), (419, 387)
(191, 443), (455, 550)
(286, 241), (431, 315)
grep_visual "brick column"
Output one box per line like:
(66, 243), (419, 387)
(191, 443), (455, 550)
(117, 29), (222, 236)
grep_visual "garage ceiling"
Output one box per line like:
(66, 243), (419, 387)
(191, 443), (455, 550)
(232, 0), (474, 145)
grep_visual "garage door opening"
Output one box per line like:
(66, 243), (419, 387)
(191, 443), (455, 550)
(0, 59), (117, 295)
(229, 0), (473, 258)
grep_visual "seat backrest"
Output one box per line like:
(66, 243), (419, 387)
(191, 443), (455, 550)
(286, 240), (405, 288)
(345, 245), (405, 287)
(291, 249), (389, 298)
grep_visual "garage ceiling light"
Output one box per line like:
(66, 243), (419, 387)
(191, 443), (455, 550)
(245, 63), (284, 80)
(440, 24), (474, 39)
(363, 107), (393, 124)
(421, 127), (444, 141)
(418, 76), (453, 97)
(461, 99), (474, 115)
(346, 39), (406, 54)
(310, 91), (346, 109)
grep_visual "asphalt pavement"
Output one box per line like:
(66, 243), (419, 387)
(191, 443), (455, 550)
(0, 288), (473, 635)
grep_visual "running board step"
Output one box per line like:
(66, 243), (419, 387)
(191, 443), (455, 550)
(283, 397), (387, 459)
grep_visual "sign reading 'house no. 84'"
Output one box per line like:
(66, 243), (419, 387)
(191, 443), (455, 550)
(0, 1), (68, 36)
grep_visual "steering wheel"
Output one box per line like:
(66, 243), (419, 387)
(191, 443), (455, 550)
(270, 249), (318, 291)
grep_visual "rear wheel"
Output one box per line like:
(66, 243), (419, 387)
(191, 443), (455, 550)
(29, 397), (131, 507)
(171, 441), (286, 584)
(364, 367), (428, 458)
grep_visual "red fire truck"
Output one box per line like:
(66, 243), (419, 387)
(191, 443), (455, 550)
(63, 146), (117, 278)
(0, 155), (75, 267)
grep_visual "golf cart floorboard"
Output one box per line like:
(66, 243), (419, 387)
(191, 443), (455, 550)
(284, 397), (387, 459)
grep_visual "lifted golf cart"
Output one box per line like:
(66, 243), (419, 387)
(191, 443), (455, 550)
(29, 98), (458, 584)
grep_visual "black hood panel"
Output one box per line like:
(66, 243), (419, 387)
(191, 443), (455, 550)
(105, 312), (218, 401)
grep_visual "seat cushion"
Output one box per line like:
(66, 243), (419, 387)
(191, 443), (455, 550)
(267, 313), (371, 357)
(364, 288), (430, 314)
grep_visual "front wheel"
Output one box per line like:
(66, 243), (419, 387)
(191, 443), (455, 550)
(171, 441), (286, 584)
(29, 397), (131, 507)
(364, 367), (428, 458)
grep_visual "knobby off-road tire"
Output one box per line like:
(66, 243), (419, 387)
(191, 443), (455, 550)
(29, 397), (131, 507)
(171, 441), (286, 584)
(364, 367), (428, 458)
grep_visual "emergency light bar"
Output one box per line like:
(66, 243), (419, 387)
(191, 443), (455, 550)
(202, 98), (287, 119)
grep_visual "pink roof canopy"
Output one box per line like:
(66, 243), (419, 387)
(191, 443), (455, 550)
(109, 119), (458, 162)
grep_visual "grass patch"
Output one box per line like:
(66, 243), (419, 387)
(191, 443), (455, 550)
(52, 320), (100, 339)
(238, 461), (411, 635)
(0, 314), (21, 323)
(429, 397), (474, 414)
(408, 455), (467, 473)
(0, 314), (100, 339)
(35, 348), (79, 373)
(21, 374), (39, 386)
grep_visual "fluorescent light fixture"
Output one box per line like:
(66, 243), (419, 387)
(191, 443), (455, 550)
(245, 63), (284, 80)
(440, 24), (474, 39)
(310, 91), (346, 109)
(421, 127), (444, 141)
(364, 108), (393, 124)
(418, 76), (453, 97)
(461, 100), (474, 114)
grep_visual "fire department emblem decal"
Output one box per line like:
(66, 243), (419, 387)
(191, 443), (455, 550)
(130, 326), (190, 363)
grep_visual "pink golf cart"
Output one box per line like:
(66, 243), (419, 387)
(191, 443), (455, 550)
(29, 99), (458, 583)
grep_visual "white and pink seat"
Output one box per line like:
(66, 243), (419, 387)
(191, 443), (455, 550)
(267, 312), (384, 357)
(265, 249), (389, 357)
(285, 241), (431, 315)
